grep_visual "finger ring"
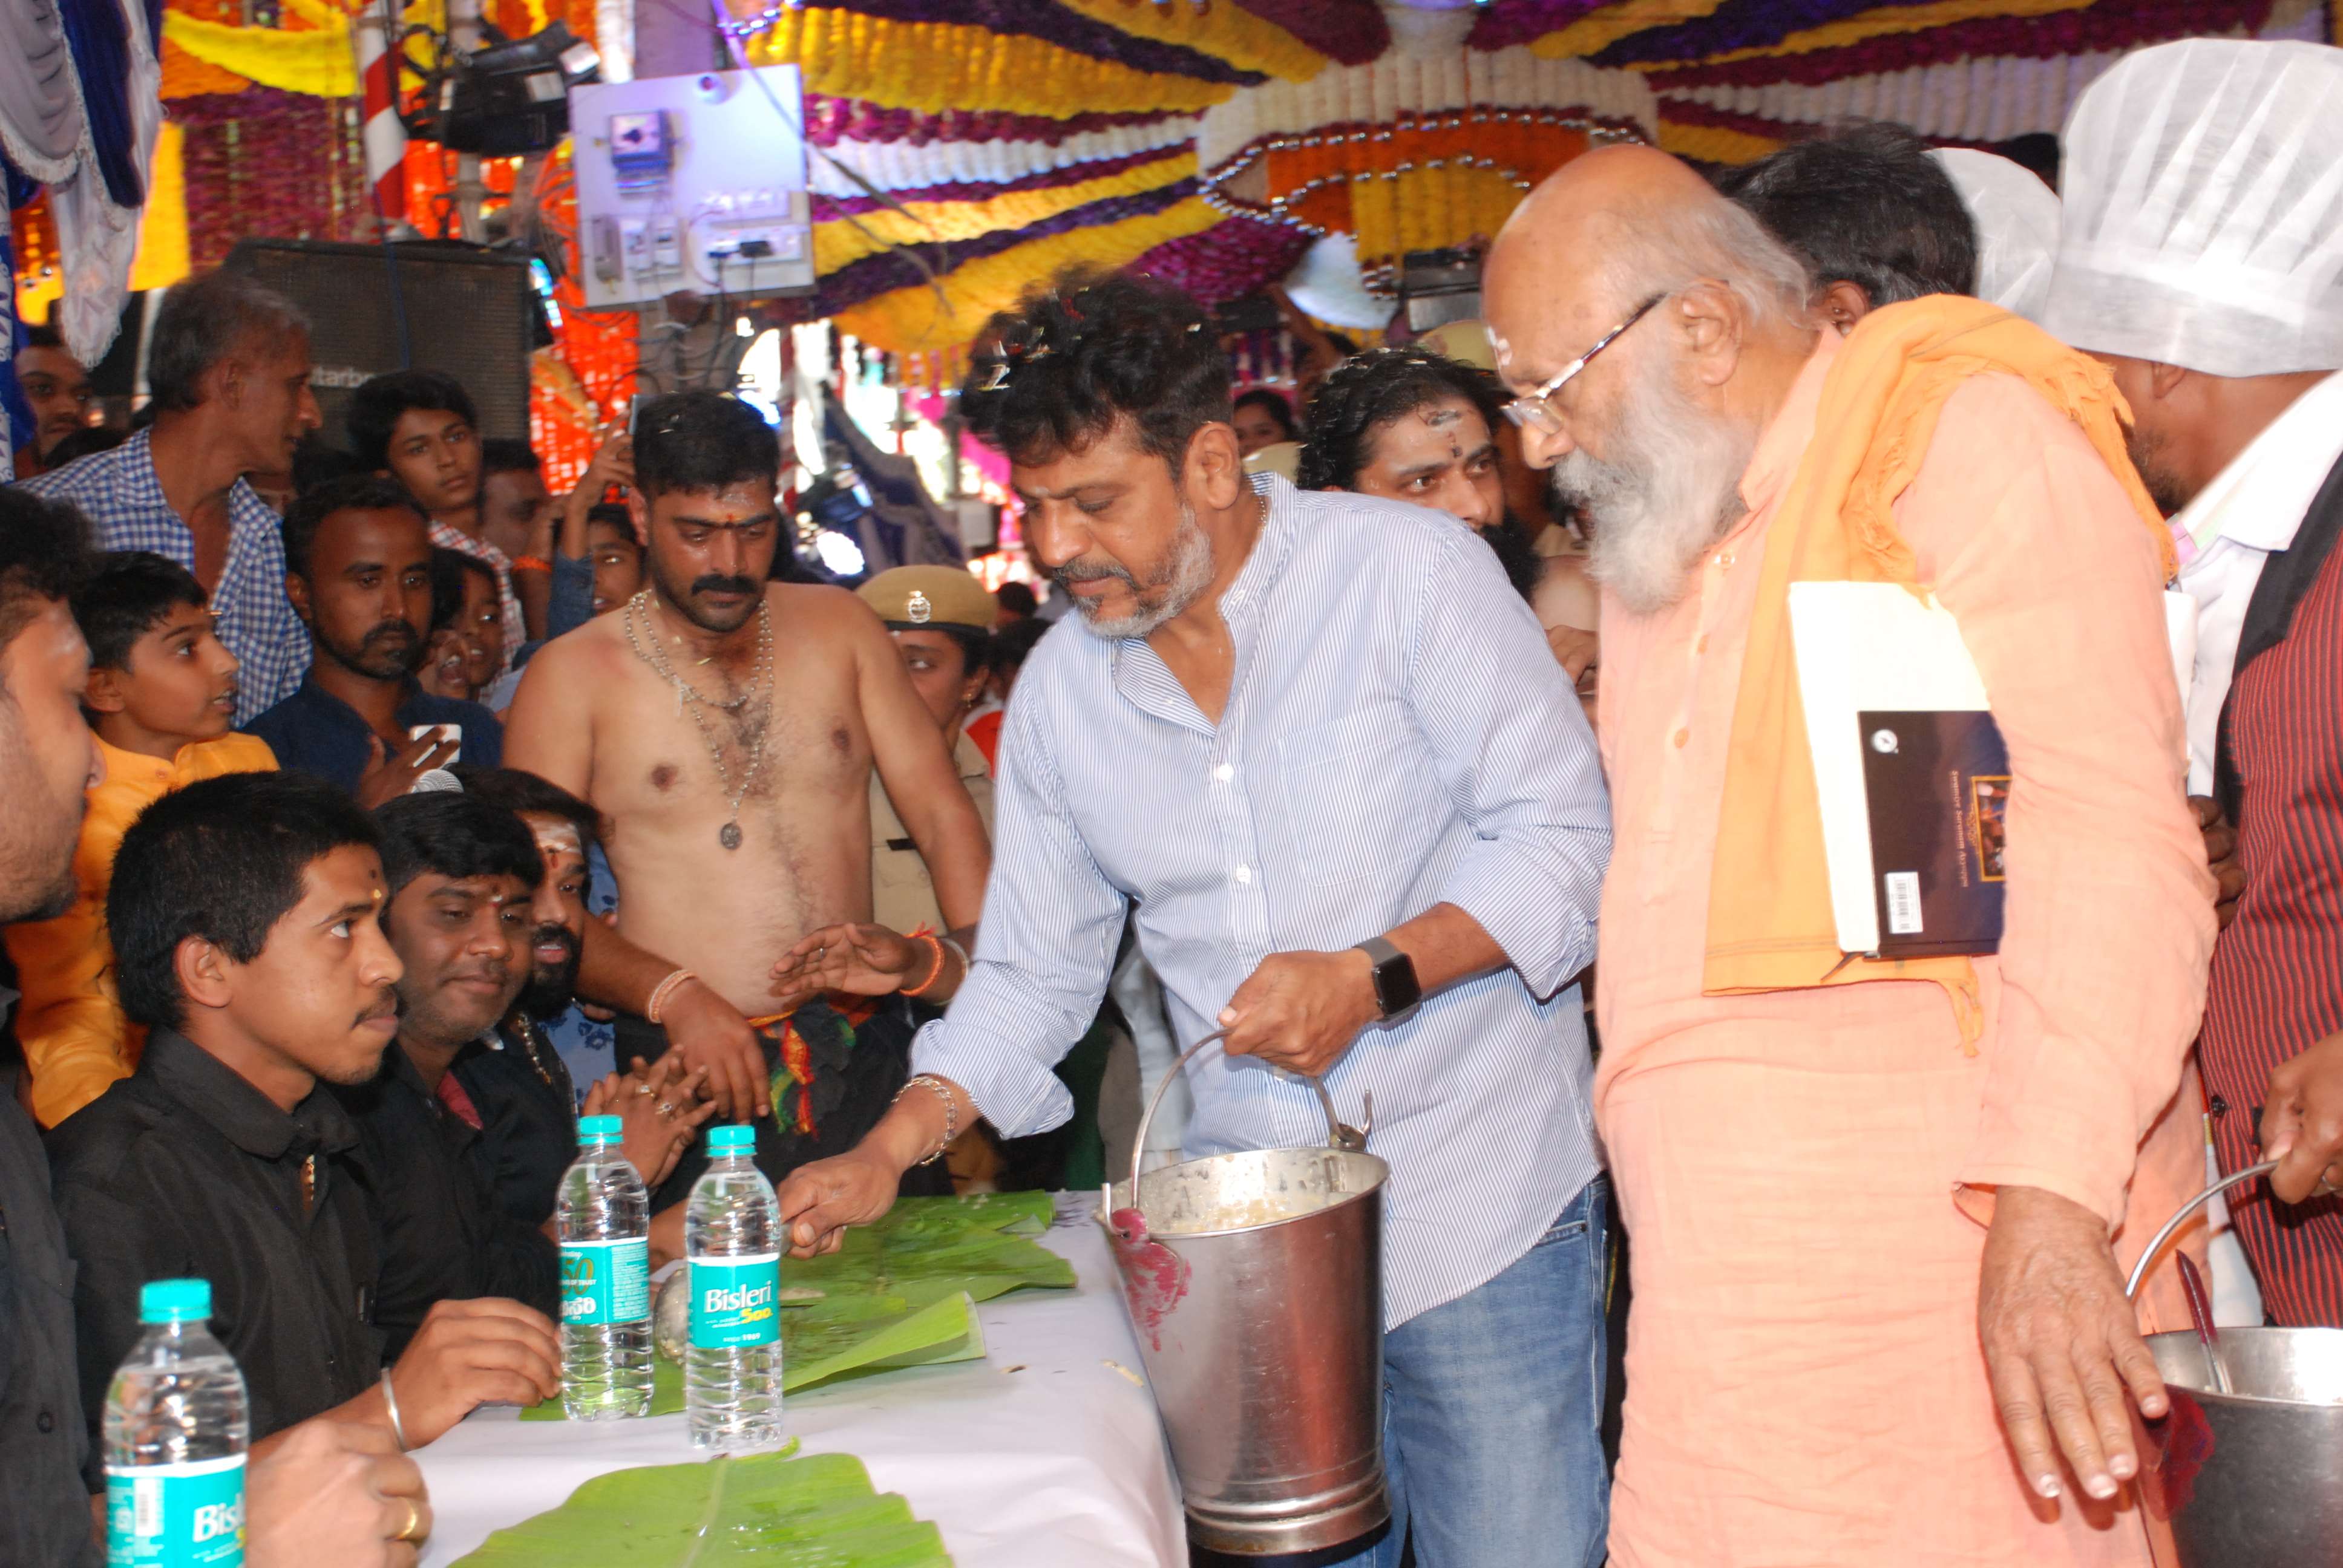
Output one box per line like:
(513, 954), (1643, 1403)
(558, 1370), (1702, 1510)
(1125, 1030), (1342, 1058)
(657, 1101), (677, 1117)
(394, 1497), (427, 1544)
(634, 1082), (655, 1097)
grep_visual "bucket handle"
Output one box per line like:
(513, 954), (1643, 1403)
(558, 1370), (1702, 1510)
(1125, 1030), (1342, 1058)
(2123, 1160), (2275, 1301)
(1113, 1030), (1373, 1219)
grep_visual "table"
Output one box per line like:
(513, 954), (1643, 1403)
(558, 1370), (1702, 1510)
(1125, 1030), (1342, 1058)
(415, 1195), (1185, 1567)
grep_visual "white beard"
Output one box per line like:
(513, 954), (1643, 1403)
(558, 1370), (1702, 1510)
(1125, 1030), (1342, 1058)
(1551, 353), (1755, 616)
(1067, 502), (1216, 639)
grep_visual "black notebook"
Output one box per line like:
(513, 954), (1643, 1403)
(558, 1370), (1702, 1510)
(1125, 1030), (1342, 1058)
(1856, 708), (2008, 956)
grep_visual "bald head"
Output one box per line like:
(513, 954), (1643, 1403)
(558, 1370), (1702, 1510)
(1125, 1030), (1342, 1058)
(1487, 148), (1720, 342)
(1486, 146), (1810, 405)
(1483, 146), (1821, 615)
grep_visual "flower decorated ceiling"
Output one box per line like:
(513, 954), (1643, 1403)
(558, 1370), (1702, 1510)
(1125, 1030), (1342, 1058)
(151, 0), (2304, 354)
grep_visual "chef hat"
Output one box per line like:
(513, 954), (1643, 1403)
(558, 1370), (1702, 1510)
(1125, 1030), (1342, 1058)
(1930, 149), (2059, 324)
(2041, 39), (2343, 377)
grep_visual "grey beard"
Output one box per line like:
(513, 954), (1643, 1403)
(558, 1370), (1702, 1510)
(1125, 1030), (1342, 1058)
(1551, 359), (1755, 616)
(1066, 503), (1216, 639)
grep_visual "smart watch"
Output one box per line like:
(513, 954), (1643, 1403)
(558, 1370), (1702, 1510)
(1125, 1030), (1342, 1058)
(1354, 936), (1422, 1019)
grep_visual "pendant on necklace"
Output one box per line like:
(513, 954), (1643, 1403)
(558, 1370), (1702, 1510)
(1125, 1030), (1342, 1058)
(719, 821), (743, 851)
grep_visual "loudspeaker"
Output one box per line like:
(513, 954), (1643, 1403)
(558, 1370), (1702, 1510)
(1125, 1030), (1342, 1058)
(223, 239), (536, 451)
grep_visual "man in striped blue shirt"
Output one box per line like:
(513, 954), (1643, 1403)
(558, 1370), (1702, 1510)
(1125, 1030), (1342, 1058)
(777, 272), (1615, 1567)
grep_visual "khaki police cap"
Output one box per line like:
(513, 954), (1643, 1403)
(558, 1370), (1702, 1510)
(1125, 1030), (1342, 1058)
(857, 565), (995, 633)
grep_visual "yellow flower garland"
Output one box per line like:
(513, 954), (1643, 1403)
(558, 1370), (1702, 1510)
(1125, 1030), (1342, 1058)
(1047, 0), (1325, 83)
(1532, 0), (1732, 60)
(160, 0), (446, 100)
(836, 195), (1220, 353)
(814, 151), (1196, 275)
(747, 10), (1230, 118)
(161, 10), (356, 97)
(1654, 119), (1783, 166)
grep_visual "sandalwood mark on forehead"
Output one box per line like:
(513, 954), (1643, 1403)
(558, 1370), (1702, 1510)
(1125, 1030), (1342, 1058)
(1420, 407), (1463, 429)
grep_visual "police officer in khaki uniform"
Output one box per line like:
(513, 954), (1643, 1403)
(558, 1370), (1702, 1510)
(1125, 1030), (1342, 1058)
(854, 566), (997, 935)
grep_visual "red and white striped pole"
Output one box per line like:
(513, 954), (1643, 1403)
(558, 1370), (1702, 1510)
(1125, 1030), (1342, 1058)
(353, 0), (408, 235)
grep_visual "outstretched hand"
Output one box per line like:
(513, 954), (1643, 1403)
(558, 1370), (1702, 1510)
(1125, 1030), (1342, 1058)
(773, 1150), (900, 1258)
(770, 923), (929, 1009)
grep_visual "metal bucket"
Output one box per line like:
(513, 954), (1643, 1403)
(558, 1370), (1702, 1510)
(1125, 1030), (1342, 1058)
(2127, 1161), (2343, 1567)
(1098, 1033), (1392, 1556)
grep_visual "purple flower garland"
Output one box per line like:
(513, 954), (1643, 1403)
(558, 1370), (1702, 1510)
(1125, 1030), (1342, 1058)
(811, 146), (1188, 220)
(794, 177), (1199, 319)
(1592, 0), (1893, 67)
(1230, 0), (1388, 67)
(1127, 212), (1311, 305)
(1467, 0), (1613, 54)
(1642, 0), (2274, 89)
(803, 97), (1186, 149)
(171, 88), (365, 270)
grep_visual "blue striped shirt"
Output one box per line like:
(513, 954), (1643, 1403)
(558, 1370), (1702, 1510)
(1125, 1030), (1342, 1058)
(916, 474), (1611, 1327)
(22, 429), (310, 724)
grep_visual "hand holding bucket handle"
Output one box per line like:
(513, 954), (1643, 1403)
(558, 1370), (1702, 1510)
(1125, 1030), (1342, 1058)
(1112, 1031), (1372, 1225)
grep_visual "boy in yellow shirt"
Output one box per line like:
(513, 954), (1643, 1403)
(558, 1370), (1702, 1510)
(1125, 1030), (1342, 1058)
(5, 552), (276, 1125)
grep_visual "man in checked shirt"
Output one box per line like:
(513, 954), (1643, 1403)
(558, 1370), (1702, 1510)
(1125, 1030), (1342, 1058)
(21, 270), (318, 725)
(774, 270), (1617, 1568)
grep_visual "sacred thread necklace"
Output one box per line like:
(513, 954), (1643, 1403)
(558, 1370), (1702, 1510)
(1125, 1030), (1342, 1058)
(621, 587), (774, 851)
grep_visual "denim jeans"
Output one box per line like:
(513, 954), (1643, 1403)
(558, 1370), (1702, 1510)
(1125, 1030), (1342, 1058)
(1335, 1175), (1611, 1568)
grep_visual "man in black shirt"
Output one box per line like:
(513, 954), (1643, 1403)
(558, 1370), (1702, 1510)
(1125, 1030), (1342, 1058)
(0, 499), (456, 1566)
(0, 488), (108, 1568)
(50, 771), (561, 1462)
(344, 792), (565, 1357)
(448, 767), (707, 1236)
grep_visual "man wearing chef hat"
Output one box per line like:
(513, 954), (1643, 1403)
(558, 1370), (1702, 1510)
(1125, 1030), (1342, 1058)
(2042, 37), (2343, 1328)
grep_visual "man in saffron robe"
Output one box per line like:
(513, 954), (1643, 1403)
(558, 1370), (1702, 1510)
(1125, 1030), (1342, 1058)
(1484, 145), (2215, 1566)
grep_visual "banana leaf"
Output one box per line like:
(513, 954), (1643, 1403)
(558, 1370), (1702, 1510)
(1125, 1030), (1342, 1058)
(779, 1194), (1074, 1310)
(451, 1447), (951, 1567)
(523, 1293), (985, 1421)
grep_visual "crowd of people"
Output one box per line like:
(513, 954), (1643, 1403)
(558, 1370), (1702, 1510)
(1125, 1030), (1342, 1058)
(0, 29), (2339, 1568)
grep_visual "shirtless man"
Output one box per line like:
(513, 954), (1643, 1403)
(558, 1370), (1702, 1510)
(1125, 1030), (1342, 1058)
(503, 391), (989, 1196)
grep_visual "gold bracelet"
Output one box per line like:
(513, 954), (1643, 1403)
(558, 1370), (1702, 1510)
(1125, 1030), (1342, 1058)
(646, 968), (696, 1025)
(892, 1073), (958, 1165)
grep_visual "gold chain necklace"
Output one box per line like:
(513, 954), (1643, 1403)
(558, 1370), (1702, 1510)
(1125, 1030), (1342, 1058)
(621, 589), (774, 851)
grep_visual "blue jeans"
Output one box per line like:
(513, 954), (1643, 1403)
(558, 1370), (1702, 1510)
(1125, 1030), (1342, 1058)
(1337, 1175), (1611, 1568)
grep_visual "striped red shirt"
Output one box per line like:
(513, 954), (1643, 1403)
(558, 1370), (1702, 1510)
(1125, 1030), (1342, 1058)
(2201, 532), (2343, 1327)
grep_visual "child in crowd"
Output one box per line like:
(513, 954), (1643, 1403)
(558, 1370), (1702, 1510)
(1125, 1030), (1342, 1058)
(2, 552), (276, 1126)
(584, 501), (646, 616)
(421, 547), (503, 703)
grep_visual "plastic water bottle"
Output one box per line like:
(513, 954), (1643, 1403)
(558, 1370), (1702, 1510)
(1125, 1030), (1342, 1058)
(104, 1278), (249, 1568)
(558, 1113), (654, 1419)
(684, 1123), (784, 1449)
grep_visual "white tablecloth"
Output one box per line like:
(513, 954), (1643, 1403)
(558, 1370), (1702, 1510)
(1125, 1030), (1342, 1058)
(414, 1196), (1184, 1567)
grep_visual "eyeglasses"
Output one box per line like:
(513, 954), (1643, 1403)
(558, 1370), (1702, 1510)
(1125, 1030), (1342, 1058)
(1500, 293), (1668, 436)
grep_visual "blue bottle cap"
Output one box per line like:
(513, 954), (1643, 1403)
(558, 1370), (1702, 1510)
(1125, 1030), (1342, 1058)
(578, 1114), (623, 1144)
(707, 1124), (755, 1153)
(139, 1278), (212, 1325)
